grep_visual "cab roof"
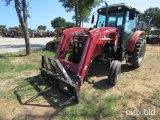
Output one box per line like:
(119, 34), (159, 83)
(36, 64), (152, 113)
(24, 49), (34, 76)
(97, 3), (141, 14)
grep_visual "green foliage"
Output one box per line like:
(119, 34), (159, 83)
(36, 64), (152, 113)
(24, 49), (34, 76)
(139, 7), (160, 28)
(65, 22), (76, 28)
(59, 0), (101, 26)
(51, 17), (75, 29)
(37, 25), (47, 31)
(0, 25), (7, 31)
(51, 17), (66, 29)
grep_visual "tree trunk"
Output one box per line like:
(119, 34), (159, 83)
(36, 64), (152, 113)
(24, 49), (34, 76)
(79, 14), (82, 27)
(23, 24), (31, 55)
(15, 0), (31, 55)
(75, 2), (78, 27)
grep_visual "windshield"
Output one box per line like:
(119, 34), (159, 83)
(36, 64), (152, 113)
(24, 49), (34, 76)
(97, 14), (106, 28)
(96, 12), (124, 28)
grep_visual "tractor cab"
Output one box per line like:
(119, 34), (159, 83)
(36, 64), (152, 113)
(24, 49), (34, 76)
(92, 3), (141, 49)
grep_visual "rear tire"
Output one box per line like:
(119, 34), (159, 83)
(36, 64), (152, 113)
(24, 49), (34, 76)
(127, 38), (146, 68)
(108, 60), (121, 86)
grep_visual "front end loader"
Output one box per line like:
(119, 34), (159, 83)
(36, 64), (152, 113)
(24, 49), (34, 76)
(40, 27), (119, 102)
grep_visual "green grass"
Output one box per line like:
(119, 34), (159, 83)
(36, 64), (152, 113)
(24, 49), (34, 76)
(0, 49), (55, 101)
(35, 49), (55, 56)
(61, 91), (140, 120)
(0, 92), (17, 102)
(60, 94), (121, 120)
(13, 63), (37, 72)
(0, 59), (14, 72)
(0, 59), (37, 73)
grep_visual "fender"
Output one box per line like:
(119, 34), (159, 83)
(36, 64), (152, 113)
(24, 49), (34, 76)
(127, 31), (145, 52)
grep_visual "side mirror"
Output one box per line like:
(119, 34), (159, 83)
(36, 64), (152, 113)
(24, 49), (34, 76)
(129, 8), (136, 20)
(91, 14), (95, 24)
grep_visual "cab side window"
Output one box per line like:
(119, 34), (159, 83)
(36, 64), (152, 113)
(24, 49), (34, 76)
(124, 11), (138, 33)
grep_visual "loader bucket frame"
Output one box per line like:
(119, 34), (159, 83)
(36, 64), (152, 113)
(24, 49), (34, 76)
(40, 27), (119, 102)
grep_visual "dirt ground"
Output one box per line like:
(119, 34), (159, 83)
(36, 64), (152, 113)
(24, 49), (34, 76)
(0, 44), (160, 120)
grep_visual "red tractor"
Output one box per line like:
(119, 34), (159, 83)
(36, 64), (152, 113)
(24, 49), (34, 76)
(40, 3), (146, 102)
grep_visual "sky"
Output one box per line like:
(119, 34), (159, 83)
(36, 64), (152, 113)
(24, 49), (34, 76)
(0, 0), (160, 31)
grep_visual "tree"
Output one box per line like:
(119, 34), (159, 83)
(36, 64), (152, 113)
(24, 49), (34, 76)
(4, 0), (31, 55)
(59, 0), (101, 26)
(139, 7), (160, 28)
(65, 22), (76, 28)
(0, 25), (7, 31)
(51, 17), (66, 29)
(51, 17), (76, 29)
(38, 25), (47, 31)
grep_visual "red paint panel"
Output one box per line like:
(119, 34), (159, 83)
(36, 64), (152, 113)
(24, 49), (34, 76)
(59, 59), (79, 74)
(127, 31), (145, 52)
(93, 44), (103, 56)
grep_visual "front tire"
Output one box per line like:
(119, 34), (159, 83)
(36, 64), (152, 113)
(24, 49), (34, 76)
(127, 38), (146, 68)
(108, 60), (121, 86)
